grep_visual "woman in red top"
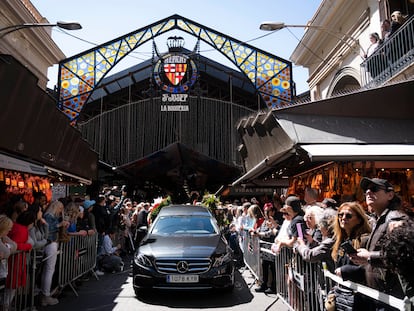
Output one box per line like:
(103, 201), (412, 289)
(5, 210), (35, 306)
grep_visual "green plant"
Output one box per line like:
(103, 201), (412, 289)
(201, 193), (227, 227)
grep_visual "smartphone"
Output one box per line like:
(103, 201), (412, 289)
(296, 222), (307, 239)
(340, 240), (357, 254)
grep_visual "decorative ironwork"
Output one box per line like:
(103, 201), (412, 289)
(57, 14), (293, 124)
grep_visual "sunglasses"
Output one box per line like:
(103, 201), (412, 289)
(338, 212), (354, 219)
(365, 185), (386, 193)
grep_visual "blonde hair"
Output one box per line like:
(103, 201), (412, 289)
(44, 200), (64, 217)
(0, 214), (13, 236)
(65, 202), (80, 222)
(332, 202), (371, 260)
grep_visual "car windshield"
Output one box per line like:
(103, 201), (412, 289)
(151, 215), (218, 235)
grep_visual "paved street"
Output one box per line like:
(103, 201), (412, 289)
(43, 259), (290, 311)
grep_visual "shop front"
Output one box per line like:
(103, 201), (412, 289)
(0, 152), (52, 203)
(233, 80), (414, 207)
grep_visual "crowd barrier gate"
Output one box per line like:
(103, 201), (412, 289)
(56, 234), (98, 296)
(0, 234), (99, 311)
(0, 249), (36, 311)
(242, 236), (412, 311)
(240, 231), (261, 281)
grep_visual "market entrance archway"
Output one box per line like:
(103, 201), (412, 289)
(57, 14), (293, 124)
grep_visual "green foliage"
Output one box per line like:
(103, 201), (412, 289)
(201, 193), (227, 228)
(201, 193), (220, 211)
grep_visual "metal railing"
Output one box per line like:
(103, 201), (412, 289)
(0, 234), (99, 311)
(240, 231), (261, 281)
(56, 234), (98, 296)
(361, 15), (414, 88)
(241, 237), (413, 311)
(0, 249), (39, 311)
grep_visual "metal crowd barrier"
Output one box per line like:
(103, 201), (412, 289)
(240, 231), (261, 281)
(271, 247), (323, 311)
(56, 234), (98, 296)
(0, 234), (99, 310)
(0, 249), (37, 311)
(242, 236), (413, 311)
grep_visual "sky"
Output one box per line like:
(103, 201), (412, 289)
(31, 0), (321, 94)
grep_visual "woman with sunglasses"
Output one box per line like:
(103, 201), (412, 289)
(327, 202), (371, 310)
(332, 201), (371, 282)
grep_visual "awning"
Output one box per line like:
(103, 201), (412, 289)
(0, 55), (98, 183)
(45, 166), (92, 185)
(0, 153), (47, 175)
(231, 149), (295, 186)
(117, 142), (241, 193)
(301, 144), (414, 161)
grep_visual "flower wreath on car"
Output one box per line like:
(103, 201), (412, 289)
(149, 196), (172, 223)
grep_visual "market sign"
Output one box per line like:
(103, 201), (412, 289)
(154, 52), (197, 111)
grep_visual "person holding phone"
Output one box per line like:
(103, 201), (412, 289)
(274, 196), (305, 249)
(331, 201), (371, 283)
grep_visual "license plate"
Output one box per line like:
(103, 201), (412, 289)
(167, 274), (199, 283)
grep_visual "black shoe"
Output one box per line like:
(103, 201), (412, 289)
(264, 288), (276, 294)
(254, 286), (267, 292)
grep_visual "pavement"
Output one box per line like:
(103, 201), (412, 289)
(41, 257), (290, 311)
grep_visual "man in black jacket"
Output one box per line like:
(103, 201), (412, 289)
(351, 177), (407, 309)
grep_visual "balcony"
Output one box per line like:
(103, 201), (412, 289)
(361, 15), (414, 88)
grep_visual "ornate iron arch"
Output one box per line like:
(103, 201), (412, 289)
(57, 14), (293, 123)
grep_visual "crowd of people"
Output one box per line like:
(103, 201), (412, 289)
(0, 186), (154, 309)
(0, 176), (413, 310)
(224, 177), (413, 310)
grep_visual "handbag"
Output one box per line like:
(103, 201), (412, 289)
(324, 286), (354, 311)
(58, 226), (70, 243)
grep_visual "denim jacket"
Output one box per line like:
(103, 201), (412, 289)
(44, 213), (60, 242)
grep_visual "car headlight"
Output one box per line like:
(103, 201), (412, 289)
(212, 252), (233, 268)
(134, 253), (153, 267)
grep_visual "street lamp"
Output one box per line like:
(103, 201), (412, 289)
(0, 21), (82, 39)
(259, 21), (363, 54)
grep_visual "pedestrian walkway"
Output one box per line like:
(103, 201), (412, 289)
(42, 260), (290, 311)
(240, 267), (290, 311)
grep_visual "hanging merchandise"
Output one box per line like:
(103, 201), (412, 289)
(1, 169), (52, 203)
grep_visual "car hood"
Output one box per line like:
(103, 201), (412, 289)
(140, 234), (226, 258)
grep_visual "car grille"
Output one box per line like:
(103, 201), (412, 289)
(155, 258), (211, 274)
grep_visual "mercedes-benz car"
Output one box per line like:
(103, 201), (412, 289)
(132, 205), (235, 294)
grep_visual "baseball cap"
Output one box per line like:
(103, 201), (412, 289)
(284, 196), (302, 213)
(83, 200), (96, 209)
(360, 177), (394, 192)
